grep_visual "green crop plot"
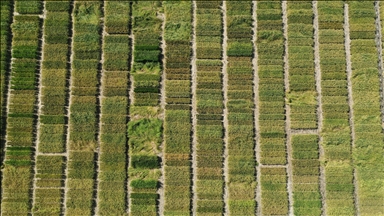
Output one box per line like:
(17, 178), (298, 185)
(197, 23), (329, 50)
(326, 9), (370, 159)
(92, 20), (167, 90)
(0, 1), (383, 215)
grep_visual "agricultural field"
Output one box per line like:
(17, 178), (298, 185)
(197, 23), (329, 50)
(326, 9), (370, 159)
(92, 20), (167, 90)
(0, 0), (384, 215)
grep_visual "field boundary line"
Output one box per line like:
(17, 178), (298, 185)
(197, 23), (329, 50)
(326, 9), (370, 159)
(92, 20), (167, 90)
(158, 3), (166, 215)
(221, 1), (229, 215)
(312, 1), (326, 215)
(252, 1), (261, 215)
(31, 1), (47, 214)
(191, 1), (198, 215)
(375, 1), (384, 130)
(0, 0), (14, 208)
(126, 1), (133, 214)
(344, 3), (359, 215)
(282, 1), (294, 215)
(63, 0), (75, 214)
(94, 1), (106, 214)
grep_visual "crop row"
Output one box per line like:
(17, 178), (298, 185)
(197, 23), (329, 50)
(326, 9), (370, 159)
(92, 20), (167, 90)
(34, 155), (65, 214)
(129, 1), (163, 215)
(32, 1), (72, 214)
(317, 2), (355, 215)
(2, 1), (43, 213)
(131, 1), (162, 107)
(97, 1), (131, 214)
(163, 1), (192, 215)
(66, 2), (101, 215)
(226, 1), (257, 215)
(0, 0), (12, 132)
(287, 1), (317, 130)
(257, 2), (289, 215)
(257, 2), (286, 166)
(195, 1), (224, 215)
(291, 135), (321, 216)
(349, 2), (384, 215)
(260, 167), (288, 215)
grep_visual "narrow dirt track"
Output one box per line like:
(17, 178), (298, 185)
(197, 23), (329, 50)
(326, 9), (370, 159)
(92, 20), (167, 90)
(31, 1), (47, 211)
(252, 1), (261, 215)
(282, 1), (294, 215)
(63, 1), (76, 214)
(221, 1), (230, 216)
(191, 1), (198, 215)
(94, 2), (107, 214)
(312, 1), (327, 215)
(158, 7), (166, 216)
(343, 3), (360, 215)
(374, 1), (384, 129)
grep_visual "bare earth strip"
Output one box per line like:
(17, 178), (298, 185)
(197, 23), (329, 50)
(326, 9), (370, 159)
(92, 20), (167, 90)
(375, 1), (384, 129)
(252, 1), (261, 215)
(344, 3), (360, 215)
(95, 2), (107, 214)
(158, 5), (166, 216)
(63, 1), (76, 214)
(31, 1), (47, 211)
(312, 1), (327, 215)
(191, 1), (198, 215)
(127, 3), (134, 213)
(221, 1), (230, 216)
(282, 1), (294, 215)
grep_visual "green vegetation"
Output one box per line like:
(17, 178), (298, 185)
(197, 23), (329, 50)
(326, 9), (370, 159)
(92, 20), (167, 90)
(33, 156), (65, 214)
(260, 167), (288, 215)
(98, 13), (131, 213)
(349, 2), (384, 215)
(291, 135), (321, 216)
(163, 1), (192, 214)
(1, 1), (384, 215)
(195, 2), (224, 215)
(318, 2), (355, 215)
(2, 1), (42, 213)
(257, 1), (286, 166)
(287, 1), (317, 129)
(129, 2), (163, 215)
(226, 1), (257, 214)
(67, 2), (101, 215)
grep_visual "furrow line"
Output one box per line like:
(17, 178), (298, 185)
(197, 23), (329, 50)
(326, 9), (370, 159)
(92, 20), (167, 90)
(191, 0), (198, 215)
(63, 0), (75, 214)
(32, 2), (46, 210)
(158, 4), (166, 215)
(344, 3), (359, 215)
(282, 1), (294, 215)
(375, 1), (384, 129)
(252, 1), (261, 215)
(126, 1), (133, 213)
(94, 1), (106, 214)
(312, 1), (326, 215)
(221, 1), (229, 215)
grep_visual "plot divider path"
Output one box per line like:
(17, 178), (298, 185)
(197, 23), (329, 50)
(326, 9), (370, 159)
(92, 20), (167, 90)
(127, 3), (133, 214)
(31, 0), (46, 210)
(191, 1), (197, 215)
(94, 1), (106, 214)
(252, 1), (261, 215)
(375, 1), (384, 128)
(343, 4), (359, 215)
(282, 1), (294, 215)
(63, 0), (75, 214)
(158, 4), (166, 216)
(222, 1), (229, 215)
(312, 1), (326, 215)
